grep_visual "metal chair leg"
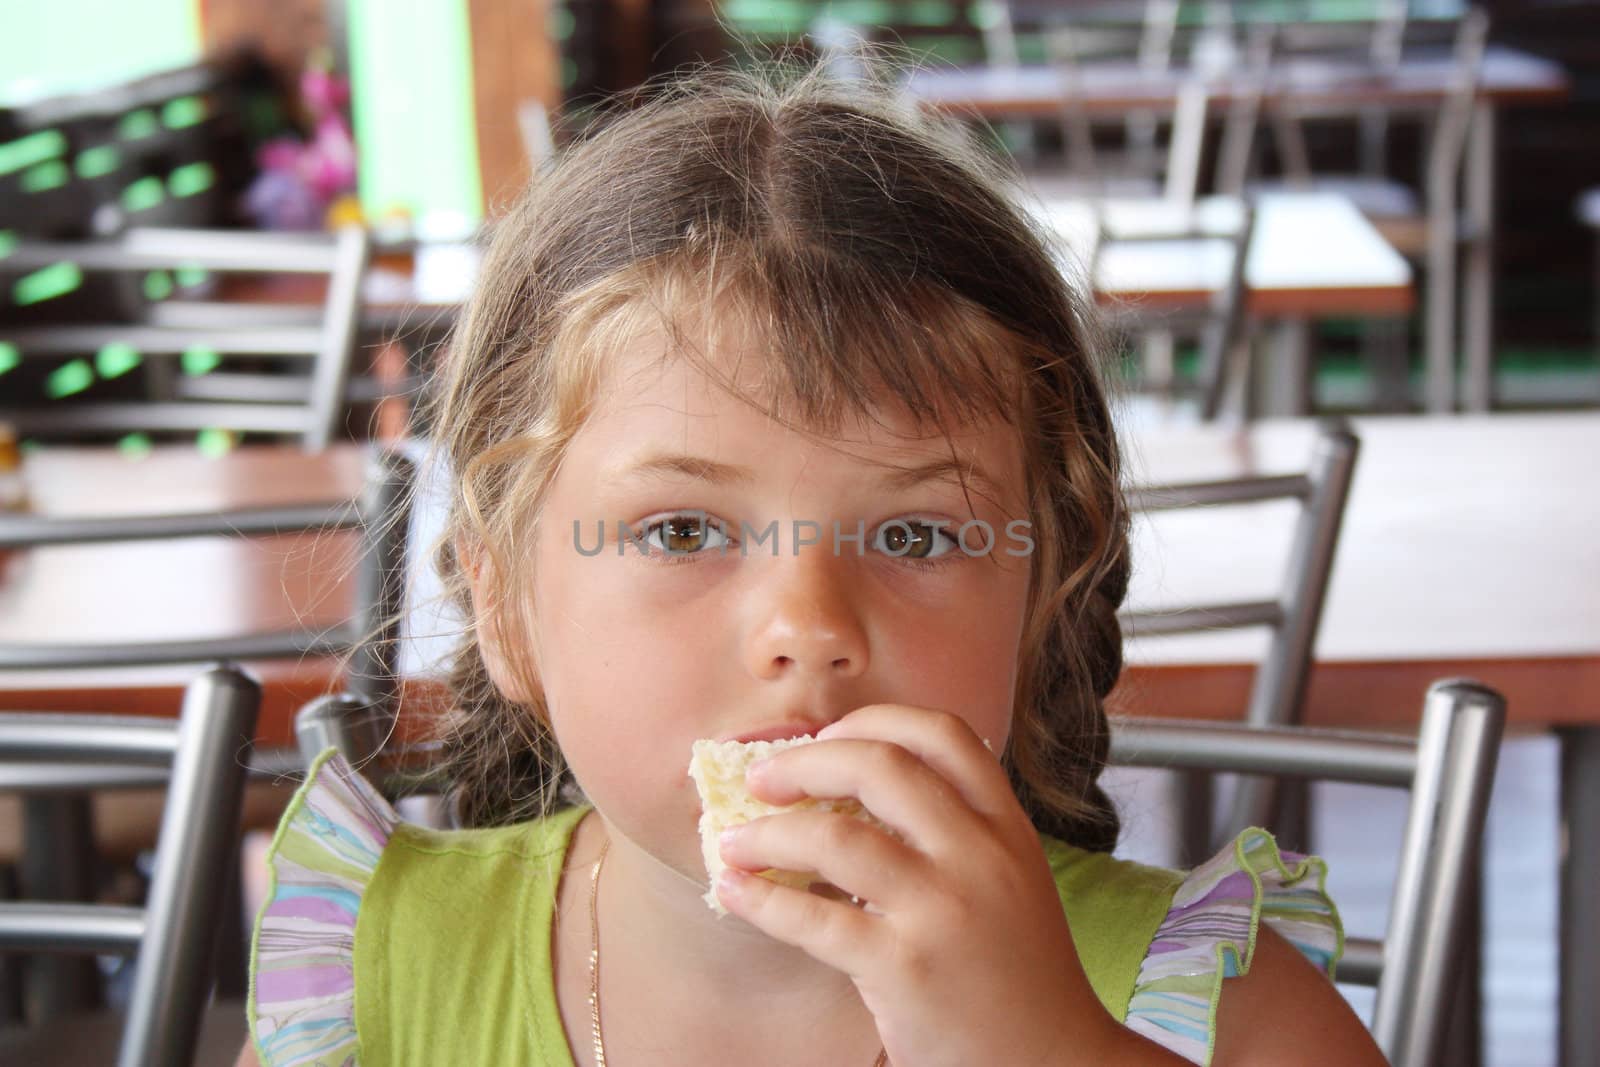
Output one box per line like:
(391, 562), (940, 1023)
(1176, 769), (1216, 868)
(21, 794), (104, 1018)
(0, 865), (23, 1022)
(1440, 852), (1484, 1067)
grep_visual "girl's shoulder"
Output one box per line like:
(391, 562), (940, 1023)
(247, 748), (586, 1067)
(1041, 828), (1344, 1066)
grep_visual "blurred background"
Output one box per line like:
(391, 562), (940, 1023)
(2, 0), (1597, 426)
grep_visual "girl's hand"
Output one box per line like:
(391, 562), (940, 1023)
(714, 704), (1162, 1067)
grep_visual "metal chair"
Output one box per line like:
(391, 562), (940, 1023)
(1119, 420), (1360, 855)
(0, 445), (412, 694)
(0, 665), (261, 1067)
(1089, 191), (1258, 419)
(1255, 9), (1491, 413)
(0, 447), (411, 1018)
(1109, 677), (1505, 1067)
(0, 225), (371, 449)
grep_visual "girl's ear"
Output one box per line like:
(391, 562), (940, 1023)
(456, 535), (537, 704)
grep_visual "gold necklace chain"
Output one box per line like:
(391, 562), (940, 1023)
(587, 837), (887, 1067)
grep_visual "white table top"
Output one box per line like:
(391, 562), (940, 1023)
(1029, 191), (1412, 304)
(1117, 412), (1600, 667)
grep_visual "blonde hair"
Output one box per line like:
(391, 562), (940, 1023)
(421, 60), (1131, 851)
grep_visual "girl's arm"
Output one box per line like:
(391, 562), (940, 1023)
(1210, 923), (1390, 1066)
(234, 1039), (261, 1067)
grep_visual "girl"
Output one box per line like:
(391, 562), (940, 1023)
(241, 63), (1385, 1066)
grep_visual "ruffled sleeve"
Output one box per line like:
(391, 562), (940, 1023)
(1122, 827), (1346, 1066)
(248, 747), (401, 1067)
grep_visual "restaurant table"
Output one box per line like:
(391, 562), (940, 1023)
(1035, 190), (1413, 416)
(2, 414), (1595, 1060)
(909, 45), (1572, 414)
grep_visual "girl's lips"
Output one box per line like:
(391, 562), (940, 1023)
(722, 722), (826, 745)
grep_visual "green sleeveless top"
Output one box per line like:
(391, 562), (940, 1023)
(249, 749), (1343, 1066)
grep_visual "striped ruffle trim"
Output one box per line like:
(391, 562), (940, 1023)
(1124, 827), (1345, 1065)
(249, 748), (400, 1067)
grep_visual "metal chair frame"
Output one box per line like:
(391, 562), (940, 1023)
(1091, 192), (1259, 419)
(1262, 9), (1490, 413)
(0, 225), (371, 449)
(1109, 677), (1505, 1067)
(1119, 420), (1360, 848)
(0, 666), (261, 1067)
(0, 447), (412, 709)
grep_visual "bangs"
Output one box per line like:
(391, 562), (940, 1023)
(543, 238), (1035, 447)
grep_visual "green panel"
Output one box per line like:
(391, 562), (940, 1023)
(161, 95), (207, 129)
(902, 1), (956, 26)
(144, 270), (174, 301)
(168, 161), (215, 198)
(0, 1), (201, 106)
(119, 109), (161, 141)
(118, 433), (154, 457)
(46, 359), (94, 399)
(181, 345), (221, 376)
(20, 161), (68, 192)
(175, 264), (209, 287)
(76, 145), (122, 179)
(968, 1), (1002, 30)
(95, 342), (142, 379)
(196, 428), (238, 456)
(0, 130), (67, 177)
(13, 262), (83, 306)
(347, 0), (482, 228)
(0, 231), (14, 260)
(0, 342), (19, 375)
(122, 176), (165, 212)
(721, 0), (813, 33)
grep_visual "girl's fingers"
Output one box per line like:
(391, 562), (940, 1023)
(714, 864), (881, 978)
(746, 736), (990, 857)
(786, 705), (1017, 821)
(718, 809), (927, 909)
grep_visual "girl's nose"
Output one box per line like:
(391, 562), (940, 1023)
(742, 549), (870, 682)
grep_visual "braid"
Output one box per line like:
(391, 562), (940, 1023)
(429, 640), (576, 828)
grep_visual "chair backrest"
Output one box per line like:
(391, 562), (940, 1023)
(1268, 6), (1485, 196)
(0, 665), (261, 1067)
(1086, 194), (1258, 418)
(1108, 677), (1506, 1067)
(0, 61), (250, 240)
(1043, 22), (1272, 210)
(0, 225), (371, 450)
(292, 691), (456, 832)
(1119, 420), (1360, 831)
(0, 446), (412, 714)
(1423, 8), (1489, 216)
(1044, 21), (1203, 204)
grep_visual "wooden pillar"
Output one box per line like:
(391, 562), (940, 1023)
(465, 0), (561, 216)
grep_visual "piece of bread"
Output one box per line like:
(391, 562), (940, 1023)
(688, 736), (885, 915)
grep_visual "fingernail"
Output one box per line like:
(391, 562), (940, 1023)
(717, 868), (747, 898)
(718, 826), (741, 849)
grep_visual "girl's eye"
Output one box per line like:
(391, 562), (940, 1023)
(874, 520), (955, 561)
(642, 513), (731, 557)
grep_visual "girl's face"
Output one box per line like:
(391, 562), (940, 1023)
(494, 324), (1034, 881)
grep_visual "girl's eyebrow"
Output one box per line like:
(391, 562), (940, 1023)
(605, 452), (1004, 500)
